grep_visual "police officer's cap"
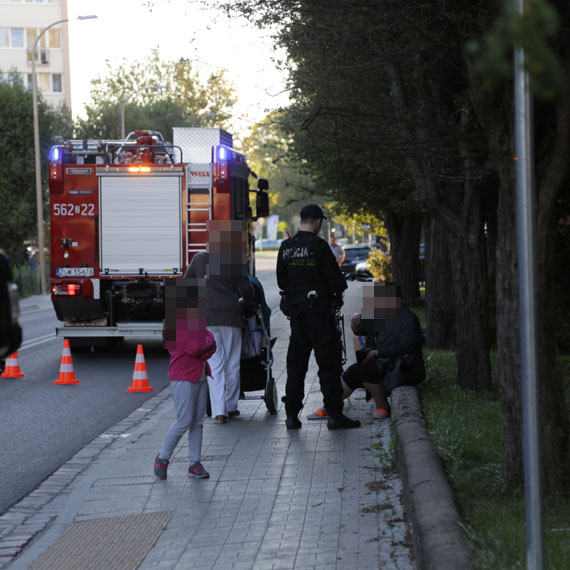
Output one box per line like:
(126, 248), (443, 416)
(300, 204), (326, 220)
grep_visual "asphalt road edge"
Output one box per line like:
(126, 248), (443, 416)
(390, 385), (473, 570)
(0, 388), (172, 569)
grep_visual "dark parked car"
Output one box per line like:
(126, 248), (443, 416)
(340, 244), (373, 276)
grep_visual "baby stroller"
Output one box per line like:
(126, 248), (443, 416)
(206, 275), (278, 416)
(239, 275), (278, 414)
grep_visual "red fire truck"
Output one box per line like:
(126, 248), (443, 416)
(48, 128), (269, 345)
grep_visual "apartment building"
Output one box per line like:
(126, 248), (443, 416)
(0, 0), (71, 109)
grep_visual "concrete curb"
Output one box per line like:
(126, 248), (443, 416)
(391, 385), (473, 570)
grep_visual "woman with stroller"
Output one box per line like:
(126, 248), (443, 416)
(185, 220), (254, 424)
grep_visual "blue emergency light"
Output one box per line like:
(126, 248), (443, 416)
(217, 146), (228, 161)
(50, 146), (61, 162)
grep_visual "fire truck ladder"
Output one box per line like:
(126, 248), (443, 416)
(187, 198), (211, 265)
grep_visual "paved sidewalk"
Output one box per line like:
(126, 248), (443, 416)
(2, 282), (415, 570)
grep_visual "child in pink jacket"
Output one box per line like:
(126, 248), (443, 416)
(154, 278), (216, 480)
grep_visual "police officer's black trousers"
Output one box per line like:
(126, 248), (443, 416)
(284, 312), (344, 417)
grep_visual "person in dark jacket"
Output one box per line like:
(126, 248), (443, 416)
(277, 204), (360, 430)
(345, 281), (425, 418)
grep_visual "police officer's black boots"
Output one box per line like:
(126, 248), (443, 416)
(285, 415), (302, 430)
(327, 413), (361, 430)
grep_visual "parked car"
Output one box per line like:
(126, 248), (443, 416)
(255, 239), (283, 251)
(354, 260), (374, 281)
(340, 244), (373, 276)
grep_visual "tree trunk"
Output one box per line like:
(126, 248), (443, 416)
(535, 223), (570, 492)
(386, 61), (490, 389)
(425, 216), (455, 348)
(494, 175), (524, 484)
(446, 206), (492, 392)
(385, 212), (422, 305)
(495, 170), (570, 492)
(484, 81), (570, 489)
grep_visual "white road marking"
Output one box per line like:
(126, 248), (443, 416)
(19, 333), (57, 351)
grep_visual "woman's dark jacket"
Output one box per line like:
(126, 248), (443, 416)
(357, 303), (425, 393)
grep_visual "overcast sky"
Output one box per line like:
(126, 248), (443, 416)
(67, 0), (289, 135)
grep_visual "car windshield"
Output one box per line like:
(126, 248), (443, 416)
(344, 247), (370, 261)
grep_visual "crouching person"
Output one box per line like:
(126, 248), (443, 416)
(154, 278), (217, 481)
(308, 281), (425, 421)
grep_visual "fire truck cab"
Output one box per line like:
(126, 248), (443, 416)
(48, 128), (269, 344)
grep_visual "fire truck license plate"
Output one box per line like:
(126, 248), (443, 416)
(56, 267), (94, 277)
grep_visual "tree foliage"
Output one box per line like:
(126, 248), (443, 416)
(76, 47), (237, 141)
(0, 73), (72, 262)
(223, 0), (570, 492)
(241, 111), (324, 232)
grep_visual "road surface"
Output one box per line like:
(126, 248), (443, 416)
(0, 253), (280, 514)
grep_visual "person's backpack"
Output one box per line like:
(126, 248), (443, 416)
(0, 250), (22, 360)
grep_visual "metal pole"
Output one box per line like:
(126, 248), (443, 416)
(33, 19), (67, 295)
(513, 1), (544, 568)
(120, 98), (129, 140)
(32, 15), (97, 295)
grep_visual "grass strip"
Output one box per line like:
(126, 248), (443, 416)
(419, 349), (570, 570)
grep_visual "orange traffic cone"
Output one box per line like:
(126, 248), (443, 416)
(127, 344), (154, 392)
(1, 352), (25, 378)
(54, 339), (79, 385)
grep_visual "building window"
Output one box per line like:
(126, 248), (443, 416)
(27, 74), (33, 90)
(52, 73), (62, 93)
(26, 29), (48, 63)
(1, 72), (25, 86)
(0, 26), (59, 53)
(0, 28), (26, 48)
(0, 28), (9, 48)
(39, 73), (50, 92)
(48, 29), (61, 49)
(11, 28), (24, 48)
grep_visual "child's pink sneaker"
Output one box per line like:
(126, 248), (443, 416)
(188, 461), (209, 479)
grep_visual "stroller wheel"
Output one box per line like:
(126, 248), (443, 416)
(264, 375), (278, 415)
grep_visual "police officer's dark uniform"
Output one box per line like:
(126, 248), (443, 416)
(276, 205), (360, 430)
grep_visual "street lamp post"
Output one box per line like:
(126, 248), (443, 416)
(32, 15), (97, 294)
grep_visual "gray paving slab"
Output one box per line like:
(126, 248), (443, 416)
(3, 281), (420, 570)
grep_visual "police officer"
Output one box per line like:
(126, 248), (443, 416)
(277, 204), (360, 430)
